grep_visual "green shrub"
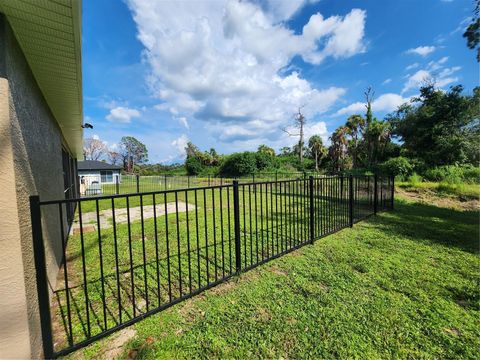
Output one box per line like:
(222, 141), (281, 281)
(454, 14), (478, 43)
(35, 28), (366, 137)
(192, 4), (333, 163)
(424, 165), (480, 184)
(408, 173), (423, 187)
(462, 166), (480, 183)
(185, 156), (205, 175)
(219, 152), (258, 177)
(379, 157), (413, 179)
(255, 152), (278, 171)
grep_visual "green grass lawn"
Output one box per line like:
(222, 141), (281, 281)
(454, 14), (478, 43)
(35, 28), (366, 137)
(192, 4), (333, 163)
(63, 194), (479, 359)
(54, 179), (382, 353)
(98, 174), (304, 198)
(397, 180), (479, 200)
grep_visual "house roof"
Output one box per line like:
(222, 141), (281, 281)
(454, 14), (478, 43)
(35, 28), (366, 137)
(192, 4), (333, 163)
(78, 160), (122, 171)
(0, 0), (84, 158)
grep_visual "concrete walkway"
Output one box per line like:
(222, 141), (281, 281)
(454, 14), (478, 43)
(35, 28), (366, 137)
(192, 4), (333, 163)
(71, 201), (196, 234)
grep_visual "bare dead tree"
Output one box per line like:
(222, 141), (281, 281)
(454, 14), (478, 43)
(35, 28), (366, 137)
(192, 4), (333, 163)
(83, 137), (107, 161)
(107, 150), (122, 165)
(364, 86), (375, 124)
(283, 106), (307, 163)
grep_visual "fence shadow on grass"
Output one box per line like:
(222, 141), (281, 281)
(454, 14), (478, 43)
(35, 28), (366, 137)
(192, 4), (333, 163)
(368, 198), (479, 254)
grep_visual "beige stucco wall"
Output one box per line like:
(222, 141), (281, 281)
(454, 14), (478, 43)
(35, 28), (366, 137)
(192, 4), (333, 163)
(0, 15), (70, 359)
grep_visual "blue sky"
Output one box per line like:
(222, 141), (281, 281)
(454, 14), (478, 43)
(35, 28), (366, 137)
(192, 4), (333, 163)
(82, 0), (477, 164)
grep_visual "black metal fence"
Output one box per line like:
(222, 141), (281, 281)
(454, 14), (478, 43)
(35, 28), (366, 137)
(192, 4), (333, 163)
(79, 172), (312, 197)
(30, 175), (393, 358)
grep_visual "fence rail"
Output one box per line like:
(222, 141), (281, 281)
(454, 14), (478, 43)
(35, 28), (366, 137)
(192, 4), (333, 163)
(79, 172), (314, 197)
(31, 175), (393, 358)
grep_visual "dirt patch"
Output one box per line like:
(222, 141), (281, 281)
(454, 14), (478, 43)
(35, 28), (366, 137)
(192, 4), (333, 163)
(286, 317), (298, 325)
(319, 283), (329, 291)
(71, 201), (196, 233)
(444, 327), (461, 337)
(269, 266), (288, 276)
(177, 298), (204, 322)
(396, 188), (479, 211)
(100, 328), (137, 359)
(208, 279), (237, 295)
(256, 307), (272, 321)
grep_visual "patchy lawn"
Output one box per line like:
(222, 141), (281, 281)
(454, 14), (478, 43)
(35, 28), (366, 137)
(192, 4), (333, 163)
(64, 194), (479, 359)
(397, 180), (479, 203)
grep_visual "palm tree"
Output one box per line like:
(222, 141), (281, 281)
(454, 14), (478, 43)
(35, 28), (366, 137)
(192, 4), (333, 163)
(364, 120), (391, 166)
(329, 126), (349, 173)
(345, 114), (365, 168)
(308, 135), (327, 171)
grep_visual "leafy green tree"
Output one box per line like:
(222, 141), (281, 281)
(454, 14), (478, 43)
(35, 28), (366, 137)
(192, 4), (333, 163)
(119, 136), (148, 173)
(255, 152), (278, 171)
(379, 157), (413, 179)
(292, 143), (308, 159)
(279, 146), (292, 156)
(463, 0), (480, 62)
(220, 152), (258, 176)
(387, 84), (480, 166)
(308, 135), (327, 171)
(185, 142), (201, 158)
(257, 144), (276, 157)
(185, 156), (204, 175)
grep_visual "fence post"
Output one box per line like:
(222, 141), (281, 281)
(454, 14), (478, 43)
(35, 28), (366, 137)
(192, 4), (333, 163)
(349, 175), (354, 227)
(309, 176), (315, 244)
(29, 196), (54, 359)
(252, 173), (255, 183)
(208, 175), (211, 187)
(136, 174), (140, 193)
(115, 176), (119, 195)
(391, 175), (395, 210)
(340, 176), (344, 199)
(374, 174), (378, 215)
(275, 171), (278, 183)
(233, 181), (242, 273)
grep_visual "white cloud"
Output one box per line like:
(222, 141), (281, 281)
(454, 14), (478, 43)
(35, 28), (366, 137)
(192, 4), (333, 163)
(171, 134), (189, 159)
(178, 116), (189, 129)
(382, 78), (392, 85)
(264, 0), (320, 23)
(402, 57), (461, 94)
(405, 62), (419, 71)
(303, 121), (329, 145)
(302, 9), (367, 64)
(126, 0), (366, 147)
(427, 56), (448, 71)
(406, 46), (436, 57)
(402, 70), (431, 93)
(336, 93), (409, 116)
(106, 106), (141, 123)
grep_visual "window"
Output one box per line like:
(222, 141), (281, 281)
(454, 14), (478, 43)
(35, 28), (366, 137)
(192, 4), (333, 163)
(100, 170), (113, 183)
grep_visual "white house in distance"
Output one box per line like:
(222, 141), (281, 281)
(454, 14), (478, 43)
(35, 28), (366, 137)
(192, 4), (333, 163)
(78, 160), (122, 195)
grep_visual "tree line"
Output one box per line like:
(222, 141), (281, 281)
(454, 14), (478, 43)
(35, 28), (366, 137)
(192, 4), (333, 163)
(84, 83), (478, 180)
(83, 136), (148, 173)
(183, 83), (479, 179)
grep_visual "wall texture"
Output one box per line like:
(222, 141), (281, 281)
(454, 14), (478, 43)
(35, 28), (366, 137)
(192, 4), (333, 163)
(0, 15), (69, 359)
